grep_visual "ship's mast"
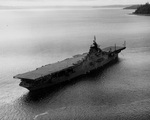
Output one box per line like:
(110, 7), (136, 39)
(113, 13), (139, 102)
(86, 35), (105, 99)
(94, 36), (96, 42)
(124, 41), (126, 48)
(93, 36), (99, 49)
(89, 36), (102, 53)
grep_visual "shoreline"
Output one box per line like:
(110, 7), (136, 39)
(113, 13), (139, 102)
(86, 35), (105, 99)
(129, 13), (150, 16)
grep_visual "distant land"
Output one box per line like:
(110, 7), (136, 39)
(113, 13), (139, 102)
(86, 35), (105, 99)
(99, 5), (130, 8)
(133, 3), (150, 15)
(0, 5), (132, 10)
(123, 5), (141, 9)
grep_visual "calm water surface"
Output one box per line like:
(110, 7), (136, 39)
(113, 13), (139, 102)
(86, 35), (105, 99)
(0, 8), (150, 120)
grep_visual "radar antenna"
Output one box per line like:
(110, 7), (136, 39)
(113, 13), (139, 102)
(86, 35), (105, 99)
(94, 36), (96, 42)
(93, 36), (100, 49)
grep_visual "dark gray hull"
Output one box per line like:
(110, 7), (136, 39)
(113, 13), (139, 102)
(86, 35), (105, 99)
(21, 53), (119, 91)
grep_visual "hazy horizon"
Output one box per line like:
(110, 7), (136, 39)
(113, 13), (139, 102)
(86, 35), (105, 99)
(0, 4), (145, 9)
(0, 0), (150, 7)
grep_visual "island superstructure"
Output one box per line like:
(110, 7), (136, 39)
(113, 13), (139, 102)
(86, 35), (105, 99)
(14, 37), (126, 91)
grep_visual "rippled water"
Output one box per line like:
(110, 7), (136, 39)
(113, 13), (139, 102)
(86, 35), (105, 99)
(0, 7), (150, 120)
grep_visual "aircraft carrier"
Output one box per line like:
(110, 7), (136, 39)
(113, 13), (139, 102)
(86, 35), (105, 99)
(14, 37), (126, 91)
